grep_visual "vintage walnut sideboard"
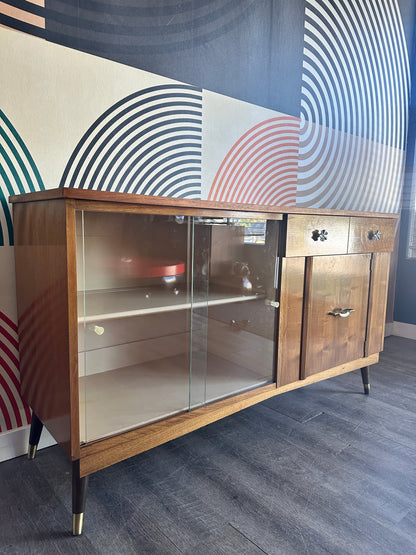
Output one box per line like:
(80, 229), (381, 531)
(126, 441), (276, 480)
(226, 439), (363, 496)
(10, 188), (396, 535)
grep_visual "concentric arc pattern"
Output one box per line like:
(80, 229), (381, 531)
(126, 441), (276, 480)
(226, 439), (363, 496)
(60, 85), (203, 199)
(298, 0), (410, 213)
(208, 117), (300, 206)
(0, 311), (31, 432)
(0, 110), (45, 246)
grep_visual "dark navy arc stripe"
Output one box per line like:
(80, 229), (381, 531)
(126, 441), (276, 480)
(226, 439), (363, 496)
(302, 65), (340, 133)
(65, 107), (201, 188)
(122, 164), (200, 196)
(67, 110), (201, 188)
(127, 152), (200, 194)
(59, 85), (201, 186)
(129, 160), (200, 196)
(96, 135), (201, 191)
(65, 96), (202, 184)
(304, 37), (358, 138)
(81, 121), (201, 190)
(0, 14), (46, 39)
(300, 82), (325, 127)
(121, 143), (201, 193)
(45, 0), (254, 37)
(1, 0), (44, 16)
(303, 39), (356, 122)
(95, 131), (201, 191)
(152, 174), (202, 198)
(55, 0), (211, 18)
(44, 4), (258, 55)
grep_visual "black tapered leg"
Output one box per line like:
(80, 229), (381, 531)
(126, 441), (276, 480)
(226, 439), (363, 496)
(72, 460), (89, 535)
(360, 366), (370, 395)
(27, 412), (43, 459)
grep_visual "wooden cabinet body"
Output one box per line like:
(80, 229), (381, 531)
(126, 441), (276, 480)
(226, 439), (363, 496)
(10, 188), (396, 532)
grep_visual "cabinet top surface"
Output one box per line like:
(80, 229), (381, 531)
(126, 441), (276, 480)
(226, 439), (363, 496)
(9, 187), (398, 219)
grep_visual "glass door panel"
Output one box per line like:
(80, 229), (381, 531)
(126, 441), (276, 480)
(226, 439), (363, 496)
(190, 216), (280, 405)
(76, 210), (193, 443)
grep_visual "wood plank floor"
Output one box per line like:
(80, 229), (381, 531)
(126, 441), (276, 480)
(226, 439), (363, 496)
(1, 336), (415, 554)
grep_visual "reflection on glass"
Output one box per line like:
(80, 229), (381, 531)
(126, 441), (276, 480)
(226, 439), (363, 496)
(77, 211), (193, 443)
(192, 218), (278, 405)
(76, 211), (279, 444)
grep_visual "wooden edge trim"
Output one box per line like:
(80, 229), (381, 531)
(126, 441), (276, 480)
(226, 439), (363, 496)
(78, 352), (379, 475)
(72, 200), (283, 220)
(300, 257), (313, 379)
(9, 188), (399, 218)
(66, 200), (81, 459)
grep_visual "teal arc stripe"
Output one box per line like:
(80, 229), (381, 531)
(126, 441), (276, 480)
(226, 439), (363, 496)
(0, 110), (44, 191)
(0, 187), (13, 246)
(0, 144), (25, 195)
(0, 127), (34, 192)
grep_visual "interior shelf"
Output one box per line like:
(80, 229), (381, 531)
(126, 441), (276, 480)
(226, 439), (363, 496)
(79, 352), (271, 443)
(77, 287), (264, 322)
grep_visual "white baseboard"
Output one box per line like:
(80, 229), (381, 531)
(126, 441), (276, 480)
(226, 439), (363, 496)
(0, 425), (56, 462)
(386, 321), (416, 341)
(385, 322), (394, 336)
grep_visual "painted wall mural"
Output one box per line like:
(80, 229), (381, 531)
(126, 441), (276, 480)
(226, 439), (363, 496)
(0, 0), (412, 436)
(0, 310), (30, 432)
(0, 110), (45, 246)
(60, 85), (203, 198)
(298, 0), (410, 212)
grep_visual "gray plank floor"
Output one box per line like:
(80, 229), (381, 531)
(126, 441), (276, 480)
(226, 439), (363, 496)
(1, 335), (415, 554)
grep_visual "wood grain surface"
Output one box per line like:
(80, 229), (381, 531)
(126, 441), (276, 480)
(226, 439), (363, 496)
(9, 187), (399, 218)
(285, 214), (350, 257)
(277, 257), (305, 386)
(13, 199), (79, 459)
(348, 217), (396, 253)
(365, 252), (391, 356)
(301, 254), (371, 378)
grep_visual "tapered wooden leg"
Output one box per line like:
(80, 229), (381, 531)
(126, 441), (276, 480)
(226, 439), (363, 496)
(360, 366), (370, 395)
(72, 460), (89, 535)
(27, 412), (43, 459)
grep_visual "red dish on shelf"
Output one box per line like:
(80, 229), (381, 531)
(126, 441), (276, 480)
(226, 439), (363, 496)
(119, 256), (185, 278)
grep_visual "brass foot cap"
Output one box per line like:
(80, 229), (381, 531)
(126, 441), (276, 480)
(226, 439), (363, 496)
(72, 513), (84, 536)
(364, 384), (370, 394)
(27, 444), (37, 460)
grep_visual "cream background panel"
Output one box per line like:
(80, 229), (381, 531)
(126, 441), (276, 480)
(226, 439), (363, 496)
(0, 248), (17, 323)
(0, 27), (182, 190)
(202, 90), (283, 200)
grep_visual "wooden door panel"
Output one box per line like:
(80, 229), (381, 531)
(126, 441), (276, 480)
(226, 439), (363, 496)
(277, 257), (305, 386)
(301, 254), (371, 378)
(366, 252), (391, 356)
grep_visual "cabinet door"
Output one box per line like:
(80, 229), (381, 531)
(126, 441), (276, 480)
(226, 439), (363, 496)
(301, 254), (371, 378)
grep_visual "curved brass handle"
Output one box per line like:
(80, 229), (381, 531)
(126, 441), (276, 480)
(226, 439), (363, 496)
(369, 230), (381, 240)
(312, 229), (328, 242)
(328, 308), (355, 318)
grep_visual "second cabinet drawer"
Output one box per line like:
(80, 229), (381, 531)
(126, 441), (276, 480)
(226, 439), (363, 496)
(348, 217), (396, 253)
(285, 214), (350, 257)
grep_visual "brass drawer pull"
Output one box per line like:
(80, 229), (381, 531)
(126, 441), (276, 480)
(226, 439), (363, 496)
(369, 229), (381, 240)
(328, 308), (355, 318)
(312, 229), (328, 242)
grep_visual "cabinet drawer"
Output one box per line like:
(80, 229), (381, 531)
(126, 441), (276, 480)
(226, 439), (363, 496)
(285, 215), (349, 257)
(348, 217), (396, 253)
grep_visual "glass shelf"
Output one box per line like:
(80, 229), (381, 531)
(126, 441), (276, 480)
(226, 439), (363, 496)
(77, 287), (264, 323)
